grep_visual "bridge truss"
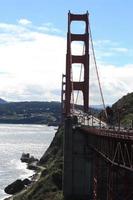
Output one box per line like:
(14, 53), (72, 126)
(82, 126), (133, 199)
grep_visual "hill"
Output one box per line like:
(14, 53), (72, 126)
(0, 101), (61, 126)
(111, 92), (133, 127)
(0, 98), (7, 104)
(100, 92), (133, 127)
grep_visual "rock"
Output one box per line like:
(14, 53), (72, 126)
(20, 153), (38, 164)
(22, 178), (31, 186)
(20, 153), (30, 163)
(27, 161), (38, 170)
(28, 156), (38, 163)
(4, 179), (25, 194)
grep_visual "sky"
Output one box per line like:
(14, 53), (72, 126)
(0, 0), (133, 105)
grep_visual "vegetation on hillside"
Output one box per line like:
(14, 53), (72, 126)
(101, 92), (133, 127)
(0, 101), (61, 126)
(112, 92), (133, 127)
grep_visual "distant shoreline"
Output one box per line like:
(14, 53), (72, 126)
(0, 121), (59, 126)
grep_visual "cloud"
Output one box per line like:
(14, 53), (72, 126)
(92, 39), (132, 63)
(0, 20), (66, 101)
(89, 63), (133, 105)
(0, 19), (132, 105)
(112, 47), (129, 53)
(37, 23), (62, 34)
(18, 18), (32, 26)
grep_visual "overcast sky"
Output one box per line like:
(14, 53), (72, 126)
(0, 0), (133, 105)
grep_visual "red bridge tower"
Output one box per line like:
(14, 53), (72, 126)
(63, 11), (89, 116)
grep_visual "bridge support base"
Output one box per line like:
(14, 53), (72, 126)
(63, 117), (93, 200)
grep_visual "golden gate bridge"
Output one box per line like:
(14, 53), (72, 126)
(62, 11), (133, 200)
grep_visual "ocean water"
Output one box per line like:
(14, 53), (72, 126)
(0, 124), (56, 200)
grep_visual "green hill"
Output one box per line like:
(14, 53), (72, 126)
(101, 92), (133, 127)
(111, 92), (133, 127)
(0, 101), (61, 126)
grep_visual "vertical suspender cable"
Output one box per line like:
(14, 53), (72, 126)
(70, 37), (75, 113)
(71, 67), (75, 112)
(75, 23), (86, 107)
(75, 44), (85, 105)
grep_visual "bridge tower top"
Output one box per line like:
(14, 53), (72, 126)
(62, 11), (89, 117)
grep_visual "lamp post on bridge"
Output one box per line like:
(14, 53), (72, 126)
(131, 119), (133, 129)
(117, 108), (121, 130)
(106, 106), (114, 127)
(117, 107), (125, 130)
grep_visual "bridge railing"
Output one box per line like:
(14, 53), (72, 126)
(72, 109), (133, 134)
(72, 109), (107, 128)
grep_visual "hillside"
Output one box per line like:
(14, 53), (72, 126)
(0, 98), (7, 104)
(111, 92), (133, 127)
(0, 101), (61, 126)
(100, 92), (133, 127)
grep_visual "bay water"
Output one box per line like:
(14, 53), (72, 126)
(0, 124), (56, 200)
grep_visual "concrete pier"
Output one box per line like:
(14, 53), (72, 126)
(63, 117), (93, 200)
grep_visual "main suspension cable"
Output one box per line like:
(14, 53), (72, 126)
(89, 24), (108, 119)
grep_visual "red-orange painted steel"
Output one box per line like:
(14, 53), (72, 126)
(64, 11), (89, 116)
(81, 127), (133, 141)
